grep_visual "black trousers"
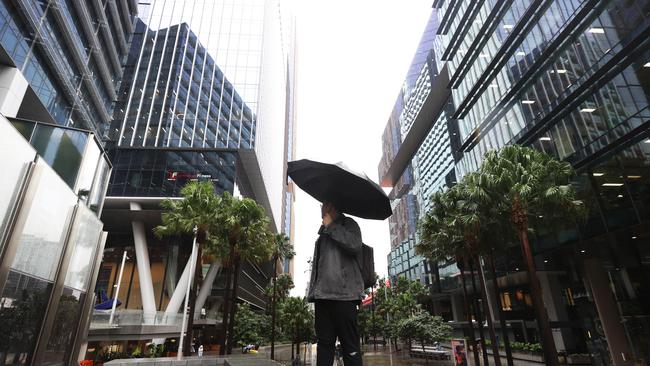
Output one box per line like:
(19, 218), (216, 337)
(315, 300), (362, 366)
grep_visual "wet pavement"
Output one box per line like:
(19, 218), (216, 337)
(362, 346), (453, 366)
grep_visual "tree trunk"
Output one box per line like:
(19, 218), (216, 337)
(271, 257), (278, 360)
(512, 195), (559, 366)
(291, 342), (295, 360)
(226, 259), (242, 354)
(475, 255), (502, 366)
(183, 243), (203, 356)
(219, 263), (233, 355)
(489, 255), (514, 366)
(517, 226), (559, 366)
(470, 260), (490, 366)
(460, 258), (481, 366)
(372, 286), (377, 351)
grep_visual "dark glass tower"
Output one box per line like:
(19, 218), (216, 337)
(381, 0), (650, 362)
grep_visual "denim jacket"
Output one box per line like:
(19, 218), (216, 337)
(307, 214), (364, 302)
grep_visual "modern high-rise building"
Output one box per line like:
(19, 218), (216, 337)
(85, 0), (297, 355)
(0, 0), (137, 365)
(380, 10), (444, 288)
(381, 1), (650, 364)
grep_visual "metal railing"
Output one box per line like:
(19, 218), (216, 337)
(90, 309), (184, 328)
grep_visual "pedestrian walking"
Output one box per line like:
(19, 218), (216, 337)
(308, 201), (365, 366)
(287, 159), (393, 366)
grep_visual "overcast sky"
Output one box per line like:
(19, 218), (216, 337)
(290, 1), (434, 296)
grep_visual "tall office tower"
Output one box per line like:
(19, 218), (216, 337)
(0, 0), (137, 364)
(380, 0), (650, 363)
(87, 0), (297, 354)
(379, 11), (444, 291)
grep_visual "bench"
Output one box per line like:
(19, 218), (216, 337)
(409, 346), (451, 360)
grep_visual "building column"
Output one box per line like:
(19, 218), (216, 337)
(538, 272), (574, 352)
(450, 294), (465, 321)
(0, 66), (28, 117)
(164, 255), (193, 314)
(584, 258), (634, 366)
(194, 261), (221, 316)
(130, 202), (157, 320)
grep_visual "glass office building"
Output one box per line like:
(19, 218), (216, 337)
(0, 0), (136, 136)
(380, 11), (447, 286)
(86, 0), (297, 355)
(0, 0), (137, 364)
(381, 0), (650, 363)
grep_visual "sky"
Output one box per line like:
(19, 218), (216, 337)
(290, 1), (434, 296)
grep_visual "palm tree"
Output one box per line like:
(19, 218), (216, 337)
(210, 192), (274, 355)
(154, 181), (225, 356)
(270, 234), (295, 360)
(480, 145), (586, 366)
(418, 186), (497, 366)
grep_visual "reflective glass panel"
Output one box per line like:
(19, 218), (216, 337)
(0, 160), (78, 365)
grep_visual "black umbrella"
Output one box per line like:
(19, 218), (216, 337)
(287, 159), (392, 220)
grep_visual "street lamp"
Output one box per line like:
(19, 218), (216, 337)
(178, 225), (199, 360)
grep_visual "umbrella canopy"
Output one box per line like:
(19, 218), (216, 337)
(287, 159), (392, 220)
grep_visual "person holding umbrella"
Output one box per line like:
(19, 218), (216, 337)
(287, 159), (392, 366)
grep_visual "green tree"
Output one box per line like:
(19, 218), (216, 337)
(279, 297), (314, 362)
(480, 145), (586, 366)
(398, 313), (452, 365)
(417, 179), (504, 366)
(233, 303), (270, 347)
(269, 234), (295, 360)
(209, 192), (275, 355)
(154, 181), (226, 356)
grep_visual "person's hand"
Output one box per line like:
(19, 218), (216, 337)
(322, 213), (333, 227)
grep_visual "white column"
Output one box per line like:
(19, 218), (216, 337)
(130, 202), (157, 320)
(0, 66), (28, 117)
(165, 256), (193, 314)
(194, 261), (221, 316)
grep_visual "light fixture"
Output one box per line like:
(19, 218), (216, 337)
(539, 136), (552, 141)
(602, 183), (624, 187)
(516, 51), (526, 56)
(645, 139), (650, 144)
(515, 267), (519, 271)
(522, 100), (535, 104)
(632, 236), (637, 240)
(551, 69), (567, 74)
(544, 260), (548, 263)
(503, 24), (514, 30)
(644, 62), (650, 68)
(588, 27), (605, 34)
(627, 175), (641, 179)
(617, 194), (624, 198)
(592, 172), (604, 177)
(580, 108), (596, 113)
(581, 249), (586, 253)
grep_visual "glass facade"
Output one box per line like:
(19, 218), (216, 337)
(0, 0), (137, 135)
(0, 117), (108, 365)
(381, 0), (650, 363)
(108, 20), (256, 149)
(107, 149), (237, 197)
(379, 10), (450, 286)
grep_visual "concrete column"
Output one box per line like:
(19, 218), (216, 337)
(164, 255), (193, 314)
(539, 272), (574, 352)
(194, 261), (221, 316)
(584, 258), (634, 366)
(130, 202), (157, 320)
(0, 66), (28, 117)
